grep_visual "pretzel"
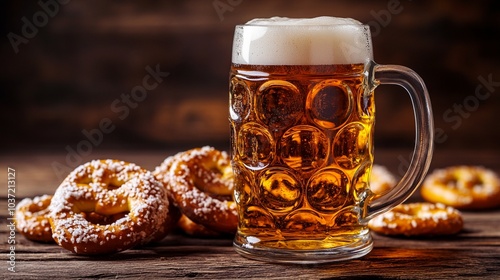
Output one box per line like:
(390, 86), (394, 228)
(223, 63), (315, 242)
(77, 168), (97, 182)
(155, 146), (237, 234)
(15, 195), (54, 243)
(370, 165), (396, 195)
(49, 159), (171, 254)
(177, 214), (222, 237)
(143, 196), (182, 244)
(421, 166), (500, 210)
(368, 202), (463, 236)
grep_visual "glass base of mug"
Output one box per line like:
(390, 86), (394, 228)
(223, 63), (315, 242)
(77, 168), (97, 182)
(233, 232), (373, 264)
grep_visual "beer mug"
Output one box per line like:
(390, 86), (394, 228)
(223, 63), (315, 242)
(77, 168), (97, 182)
(229, 17), (433, 263)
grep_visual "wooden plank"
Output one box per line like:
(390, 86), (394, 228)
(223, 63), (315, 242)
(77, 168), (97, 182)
(3, 234), (500, 279)
(3, 203), (500, 279)
(1, 150), (500, 279)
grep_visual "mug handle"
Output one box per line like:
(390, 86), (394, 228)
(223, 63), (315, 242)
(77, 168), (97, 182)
(364, 63), (434, 221)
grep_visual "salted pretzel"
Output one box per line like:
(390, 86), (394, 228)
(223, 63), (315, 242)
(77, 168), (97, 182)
(370, 165), (396, 195)
(15, 195), (54, 243)
(155, 146), (238, 234)
(177, 214), (222, 237)
(368, 202), (463, 236)
(49, 159), (171, 254)
(143, 196), (182, 244)
(421, 166), (500, 210)
(153, 153), (221, 237)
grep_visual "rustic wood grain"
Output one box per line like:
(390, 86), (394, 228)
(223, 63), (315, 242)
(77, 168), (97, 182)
(1, 149), (499, 279)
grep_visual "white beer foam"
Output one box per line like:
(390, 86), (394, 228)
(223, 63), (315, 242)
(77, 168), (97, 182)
(232, 16), (373, 65)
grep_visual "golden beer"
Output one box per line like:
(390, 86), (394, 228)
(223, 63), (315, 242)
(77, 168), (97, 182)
(230, 16), (434, 263)
(230, 63), (374, 250)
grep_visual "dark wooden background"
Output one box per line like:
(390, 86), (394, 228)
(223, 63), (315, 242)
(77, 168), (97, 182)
(1, 0), (499, 153)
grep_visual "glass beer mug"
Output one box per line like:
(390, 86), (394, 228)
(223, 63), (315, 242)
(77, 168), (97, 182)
(229, 17), (434, 263)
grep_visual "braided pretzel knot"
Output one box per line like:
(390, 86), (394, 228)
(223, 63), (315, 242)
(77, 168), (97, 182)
(155, 146), (237, 234)
(369, 202), (463, 236)
(15, 195), (54, 242)
(421, 166), (500, 210)
(49, 159), (170, 254)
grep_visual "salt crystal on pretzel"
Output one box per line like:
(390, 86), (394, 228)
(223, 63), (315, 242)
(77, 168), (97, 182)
(16, 195), (54, 243)
(49, 159), (170, 254)
(154, 146), (237, 234)
(368, 202), (463, 236)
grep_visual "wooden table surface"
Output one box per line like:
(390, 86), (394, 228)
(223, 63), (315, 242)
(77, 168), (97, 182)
(1, 148), (499, 279)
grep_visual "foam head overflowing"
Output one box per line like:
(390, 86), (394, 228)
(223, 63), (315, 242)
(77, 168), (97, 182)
(232, 16), (373, 65)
